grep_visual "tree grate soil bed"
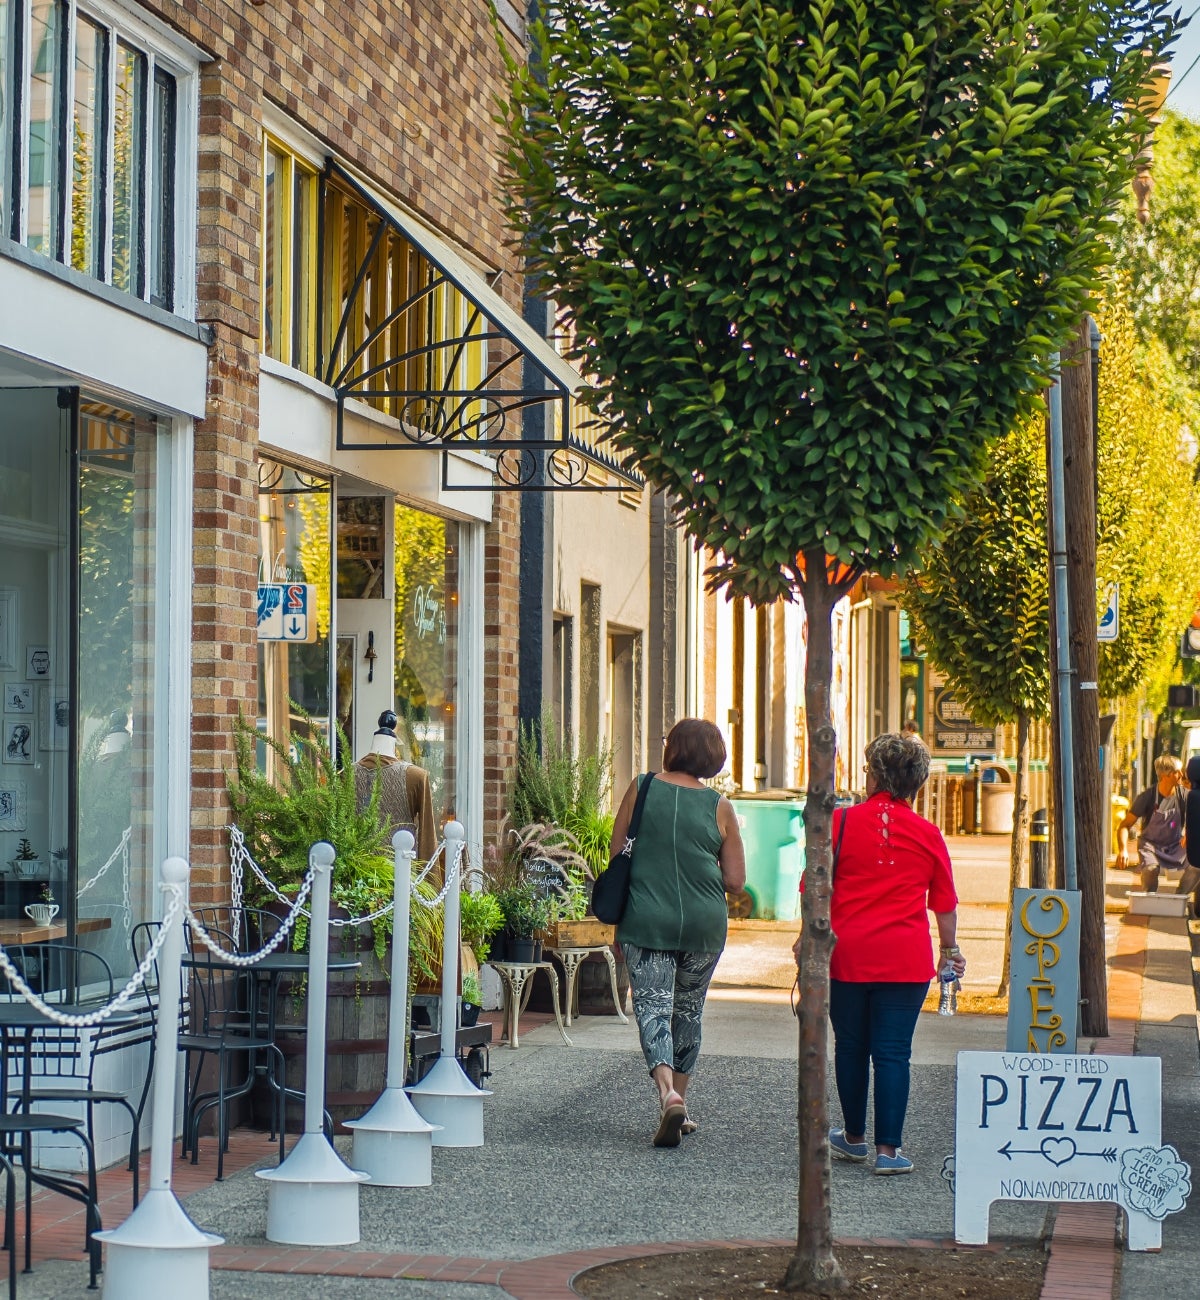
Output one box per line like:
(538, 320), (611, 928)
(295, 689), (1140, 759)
(573, 1242), (1047, 1299)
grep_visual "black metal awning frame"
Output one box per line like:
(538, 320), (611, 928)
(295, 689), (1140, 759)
(320, 162), (641, 494)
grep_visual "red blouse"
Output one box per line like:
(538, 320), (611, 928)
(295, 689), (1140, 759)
(823, 792), (958, 982)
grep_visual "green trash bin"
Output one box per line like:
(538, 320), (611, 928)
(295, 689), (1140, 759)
(729, 795), (806, 921)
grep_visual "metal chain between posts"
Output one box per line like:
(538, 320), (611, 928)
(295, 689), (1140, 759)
(410, 840), (463, 909)
(0, 885), (183, 1028)
(184, 865), (316, 967)
(76, 826), (132, 896)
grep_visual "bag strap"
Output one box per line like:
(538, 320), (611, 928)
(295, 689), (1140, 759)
(623, 772), (656, 852)
(831, 806), (849, 881)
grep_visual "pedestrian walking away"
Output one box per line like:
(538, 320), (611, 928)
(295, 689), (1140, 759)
(609, 718), (746, 1149)
(1180, 755), (1200, 907)
(1116, 754), (1186, 893)
(795, 731), (965, 1176)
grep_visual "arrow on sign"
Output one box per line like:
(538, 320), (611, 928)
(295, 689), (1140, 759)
(288, 619), (302, 636)
(998, 1138), (1118, 1165)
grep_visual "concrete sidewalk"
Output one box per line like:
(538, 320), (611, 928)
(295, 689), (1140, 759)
(12, 838), (1199, 1299)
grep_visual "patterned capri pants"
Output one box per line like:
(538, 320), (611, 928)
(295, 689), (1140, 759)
(623, 943), (723, 1076)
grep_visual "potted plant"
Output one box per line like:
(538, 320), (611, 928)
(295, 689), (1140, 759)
(460, 972), (483, 1027)
(225, 707), (444, 1125)
(460, 888), (504, 966)
(9, 838), (41, 879)
(493, 881), (552, 963)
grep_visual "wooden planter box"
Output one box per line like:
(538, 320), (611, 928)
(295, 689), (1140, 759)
(542, 918), (616, 948)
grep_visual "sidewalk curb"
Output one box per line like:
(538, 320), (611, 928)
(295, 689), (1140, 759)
(1038, 912), (1146, 1300)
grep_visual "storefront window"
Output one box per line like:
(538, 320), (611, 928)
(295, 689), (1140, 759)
(0, 391), (160, 985)
(394, 504), (457, 821)
(70, 14), (108, 277)
(257, 460), (331, 763)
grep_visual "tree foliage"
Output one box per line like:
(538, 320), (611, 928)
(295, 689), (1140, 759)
(1095, 292), (1200, 698)
(1111, 110), (1200, 371)
(498, 0), (1176, 604)
(903, 419), (1050, 727)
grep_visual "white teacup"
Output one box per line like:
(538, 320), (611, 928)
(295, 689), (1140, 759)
(24, 903), (59, 927)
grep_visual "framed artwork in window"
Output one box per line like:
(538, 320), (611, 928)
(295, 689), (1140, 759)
(3, 684), (33, 715)
(0, 590), (17, 671)
(39, 689), (70, 752)
(3, 722), (33, 765)
(0, 781), (27, 831)
(25, 647), (51, 682)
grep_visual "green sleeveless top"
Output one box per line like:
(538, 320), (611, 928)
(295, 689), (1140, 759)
(616, 775), (727, 954)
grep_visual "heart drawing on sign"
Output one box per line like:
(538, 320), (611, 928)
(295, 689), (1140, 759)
(1041, 1137), (1078, 1167)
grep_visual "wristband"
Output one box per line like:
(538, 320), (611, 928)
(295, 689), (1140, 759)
(940, 945), (961, 956)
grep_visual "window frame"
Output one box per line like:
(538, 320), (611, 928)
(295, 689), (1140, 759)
(261, 132), (319, 373)
(6, 0), (198, 316)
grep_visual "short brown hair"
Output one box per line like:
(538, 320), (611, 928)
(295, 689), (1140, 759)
(663, 719), (727, 779)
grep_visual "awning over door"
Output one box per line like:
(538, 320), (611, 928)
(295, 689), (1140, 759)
(323, 162), (641, 493)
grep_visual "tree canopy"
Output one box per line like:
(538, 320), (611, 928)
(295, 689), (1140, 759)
(499, 0), (1176, 605)
(903, 418), (1049, 727)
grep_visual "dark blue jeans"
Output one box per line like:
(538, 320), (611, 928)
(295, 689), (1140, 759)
(828, 979), (929, 1149)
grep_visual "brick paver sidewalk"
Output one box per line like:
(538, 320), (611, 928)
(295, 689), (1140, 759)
(13, 901), (1164, 1299)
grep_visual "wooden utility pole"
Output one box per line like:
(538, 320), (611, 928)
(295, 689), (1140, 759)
(1047, 320), (1108, 1036)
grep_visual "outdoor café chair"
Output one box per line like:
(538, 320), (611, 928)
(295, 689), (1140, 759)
(6, 944), (154, 1211)
(181, 923), (285, 1180)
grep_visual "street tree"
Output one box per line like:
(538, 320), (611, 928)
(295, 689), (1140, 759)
(1095, 296), (1200, 701)
(498, 1), (1175, 1288)
(1111, 110), (1200, 372)
(903, 421), (1050, 992)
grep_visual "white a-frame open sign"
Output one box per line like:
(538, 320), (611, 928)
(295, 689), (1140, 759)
(955, 1051), (1190, 1251)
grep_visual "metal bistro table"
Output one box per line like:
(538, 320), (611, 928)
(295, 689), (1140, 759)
(0, 1000), (134, 1290)
(182, 949), (362, 1131)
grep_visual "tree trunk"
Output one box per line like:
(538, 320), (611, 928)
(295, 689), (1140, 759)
(998, 711), (1031, 994)
(783, 551), (846, 1294)
(1061, 321), (1107, 1037)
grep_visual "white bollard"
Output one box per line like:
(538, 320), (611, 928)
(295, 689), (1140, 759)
(96, 857), (222, 1300)
(345, 829), (439, 1185)
(256, 841), (369, 1244)
(407, 822), (491, 1146)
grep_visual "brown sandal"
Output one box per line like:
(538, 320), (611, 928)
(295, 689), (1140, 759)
(681, 1114), (698, 1136)
(653, 1094), (687, 1148)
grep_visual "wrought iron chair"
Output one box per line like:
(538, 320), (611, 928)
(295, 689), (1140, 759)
(0, 946), (107, 1288)
(181, 923), (285, 1180)
(7, 944), (154, 1211)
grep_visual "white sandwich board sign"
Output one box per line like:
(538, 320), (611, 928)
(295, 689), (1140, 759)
(955, 1051), (1190, 1251)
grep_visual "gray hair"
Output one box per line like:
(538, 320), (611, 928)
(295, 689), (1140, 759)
(865, 732), (931, 801)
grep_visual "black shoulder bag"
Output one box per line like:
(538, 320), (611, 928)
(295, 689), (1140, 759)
(592, 773), (655, 925)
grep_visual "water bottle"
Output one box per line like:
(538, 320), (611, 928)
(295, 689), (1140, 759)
(938, 967), (959, 1017)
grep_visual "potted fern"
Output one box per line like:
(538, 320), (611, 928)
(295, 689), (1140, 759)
(225, 708), (443, 1125)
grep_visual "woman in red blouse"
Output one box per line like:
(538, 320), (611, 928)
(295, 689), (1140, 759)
(796, 732), (966, 1175)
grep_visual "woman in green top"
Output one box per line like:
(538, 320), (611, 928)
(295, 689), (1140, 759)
(610, 718), (746, 1148)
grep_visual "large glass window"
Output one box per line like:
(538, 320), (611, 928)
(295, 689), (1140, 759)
(25, 0), (65, 259)
(257, 461), (331, 766)
(0, 391), (160, 984)
(70, 15), (108, 277)
(393, 504), (457, 821)
(0, 0), (12, 234)
(111, 43), (146, 295)
(4, 4), (187, 311)
(148, 66), (174, 311)
(261, 136), (318, 371)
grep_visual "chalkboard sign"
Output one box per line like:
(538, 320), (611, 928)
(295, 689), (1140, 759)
(525, 857), (569, 898)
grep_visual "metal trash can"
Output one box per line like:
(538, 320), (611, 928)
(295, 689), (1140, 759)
(978, 763), (1015, 835)
(729, 794), (805, 921)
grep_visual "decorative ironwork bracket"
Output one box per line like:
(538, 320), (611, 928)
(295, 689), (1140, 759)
(321, 162), (640, 493)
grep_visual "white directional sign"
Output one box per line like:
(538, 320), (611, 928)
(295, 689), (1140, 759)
(1098, 582), (1119, 643)
(954, 1051), (1189, 1251)
(257, 583), (318, 643)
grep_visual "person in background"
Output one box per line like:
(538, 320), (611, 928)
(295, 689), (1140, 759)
(1180, 756), (1200, 907)
(794, 731), (964, 1175)
(1116, 754), (1186, 893)
(609, 719), (746, 1148)
(901, 719), (921, 740)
